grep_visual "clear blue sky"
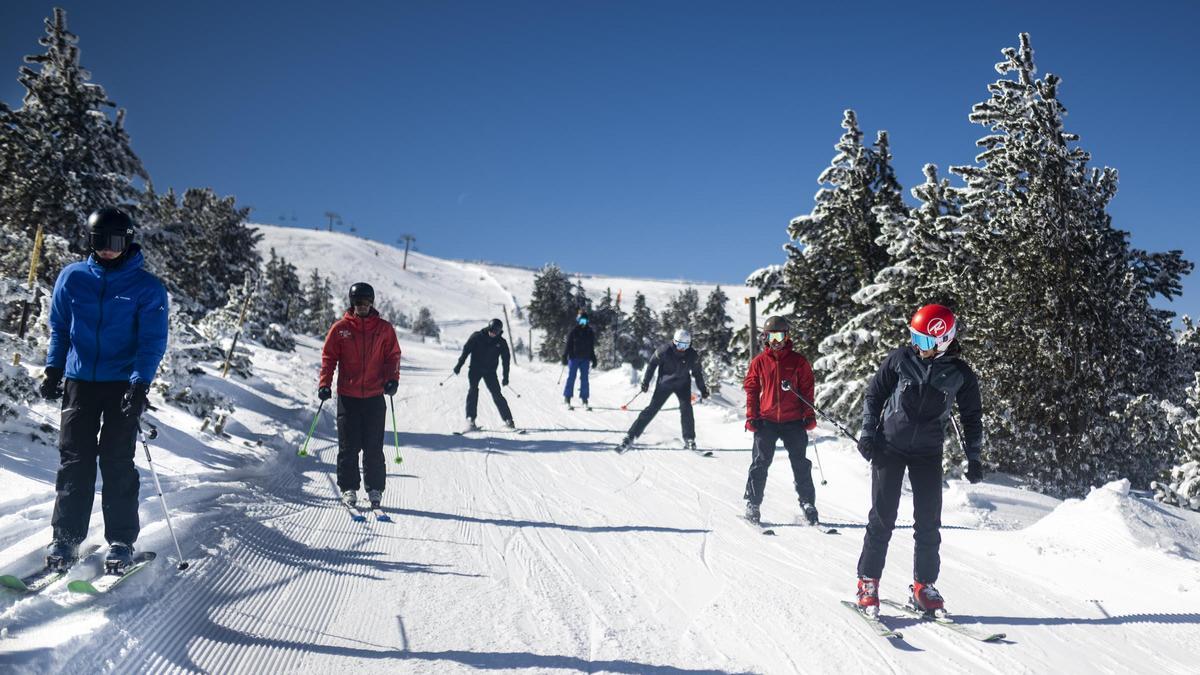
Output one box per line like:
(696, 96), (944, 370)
(3, 1), (1198, 315)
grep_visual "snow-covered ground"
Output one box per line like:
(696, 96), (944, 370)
(2, 229), (1199, 673)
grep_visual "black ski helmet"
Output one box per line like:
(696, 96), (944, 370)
(348, 282), (375, 306)
(87, 206), (135, 252)
(762, 316), (790, 333)
(487, 318), (504, 334)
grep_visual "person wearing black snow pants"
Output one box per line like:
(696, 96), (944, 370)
(455, 319), (514, 428)
(41, 207), (169, 569)
(335, 395), (387, 491)
(618, 329), (708, 451)
(853, 304), (984, 615)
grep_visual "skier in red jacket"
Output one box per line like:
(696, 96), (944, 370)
(742, 316), (818, 526)
(318, 282), (401, 509)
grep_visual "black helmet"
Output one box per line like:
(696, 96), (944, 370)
(762, 316), (790, 333)
(87, 206), (134, 252)
(348, 282), (375, 306)
(487, 318), (504, 334)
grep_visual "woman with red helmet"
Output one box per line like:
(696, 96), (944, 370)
(852, 304), (984, 618)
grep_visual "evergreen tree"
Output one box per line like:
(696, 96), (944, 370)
(624, 292), (657, 369)
(950, 33), (1191, 495)
(591, 288), (623, 369)
(528, 264), (575, 361)
(660, 287), (700, 337)
(694, 286), (734, 391)
(299, 268), (338, 336)
(412, 307), (441, 340)
(260, 248), (303, 328)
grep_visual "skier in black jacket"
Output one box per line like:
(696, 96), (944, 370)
(453, 318), (514, 431)
(853, 304), (984, 618)
(616, 329), (709, 453)
(562, 311), (597, 409)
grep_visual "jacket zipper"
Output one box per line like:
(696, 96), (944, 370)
(93, 270), (108, 381)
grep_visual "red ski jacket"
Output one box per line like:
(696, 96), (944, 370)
(744, 341), (815, 427)
(318, 309), (401, 398)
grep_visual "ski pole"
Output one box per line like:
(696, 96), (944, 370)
(949, 414), (966, 453)
(505, 383), (522, 398)
(620, 391), (642, 411)
(138, 423), (189, 571)
(780, 379), (857, 442)
(298, 399), (325, 457)
(437, 372), (455, 387)
(812, 433), (828, 486)
(389, 394), (403, 465)
(557, 364), (565, 385)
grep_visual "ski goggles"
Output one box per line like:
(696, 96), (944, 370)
(351, 297), (373, 307)
(674, 340), (690, 350)
(910, 329), (942, 351)
(765, 331), (787, 345)
(578, 317), (589, 325)
(90, 231), (131, 253)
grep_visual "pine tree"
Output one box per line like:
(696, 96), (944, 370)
(412, 307), (441, 340)
(624, 292), (658, 369)
(528, 264), (575, 361)
(694, 286), (734, 391)
(660, 287), (700, 337)
(592, 288), (623, 369)
(300, 268), (338, 336)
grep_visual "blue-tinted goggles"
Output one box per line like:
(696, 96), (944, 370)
(674, 340), (690, 350)
(578, 317), (588, 325)
(910, 329), (939, 351)
(766, 331), (787, 344)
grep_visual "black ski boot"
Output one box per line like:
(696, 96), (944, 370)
(367, 489), (383, 509)
(105, 542), (134, 574)
(801, 502), (819, 526)
(615, 435), (634, 454)
(745, 502), (761, 524)
(46, 541), (79, 571)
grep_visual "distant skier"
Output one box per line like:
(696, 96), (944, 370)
(454, 318), (514, 431)
(40, 207), (169, 572)
(616, 328), (709, 453)
(318, 282), (401, 509)
(742, 316), (819, 526)
(562, 310), (597, 410)
(854, 304), (984, 617)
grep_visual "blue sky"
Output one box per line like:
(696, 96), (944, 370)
(3, 1), (1198, 315)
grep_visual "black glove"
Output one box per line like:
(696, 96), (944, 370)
(561, 356), (569, 366)
(318, 386), (332, 401)
(746, 418), (763, 432)
(965, 459), (984, 484)
(502, 375), (509, 386)
(121, 381), (151, 419)
(699, 389), (710, 400)
(453, 364), (462, 375)
(383, 380), (399, 396)
(640, 383), (649, 393)
(40, 367), (64, 401)
(591, 358), (597, 369)
(857, 435), (875, 462)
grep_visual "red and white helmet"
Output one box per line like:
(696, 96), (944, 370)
(909, 304), (957, 352)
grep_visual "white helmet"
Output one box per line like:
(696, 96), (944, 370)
(673, 329), (691, 348)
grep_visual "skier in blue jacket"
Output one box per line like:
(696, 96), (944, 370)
(39, 207), (169, 572)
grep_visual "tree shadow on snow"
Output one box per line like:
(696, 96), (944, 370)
(395, 432), (626, 455)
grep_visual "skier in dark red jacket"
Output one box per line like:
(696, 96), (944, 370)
(318, 282), (401, 509)
(742, 316), (818, 526)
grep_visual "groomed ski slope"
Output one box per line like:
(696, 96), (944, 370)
(0, 229), (1197, 673)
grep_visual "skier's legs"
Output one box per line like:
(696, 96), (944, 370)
(562, 359), (579, 399)
(578, 359), (590, 401)
(909, 453), (944, 583)
(483, 372), (513, 421)
(361, 395), (388, 493)
(336, 395), (365, 491)
(627, 387), (672, 438)
(857, 449), (907, 579)
(466, 371), (483, 419)
(744, 422), (781, 505)
(676, 389), (695, 440)
(96, 382), (140, 545)
(51, 380), (103, 545)
(778, 421), (815, 505)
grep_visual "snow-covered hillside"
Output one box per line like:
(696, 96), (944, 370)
(2, 228), (1199, 673)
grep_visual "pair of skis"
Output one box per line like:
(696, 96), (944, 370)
(613, 441), (713, 457)
(842, 599), (1007, 642)
(341, 498), (392, 523)
(453, 426), (526, 436)
(744, 517), (838, 536)
(1, 546), (157, 596)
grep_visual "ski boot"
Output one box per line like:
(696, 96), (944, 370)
(367, 489), (383, 509)
(800, 502), (819, 526)
(582, 398), (590, 411)
(105, 542), (134, 574)
(463, 417), (479, 433)
(503, 418), (516, 430)
(744, 501), (761, 524)
(341, 490), (358, 507)
(911, 581), (946, 616)
(683, 439), (698, 452)
(615, 435), (634, 454)
(856, 577), (881, 616)
(564, 396), (572, 408)
(45, 541), (80, 571)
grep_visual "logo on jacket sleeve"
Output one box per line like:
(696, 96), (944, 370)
(338, 329), (352, 339)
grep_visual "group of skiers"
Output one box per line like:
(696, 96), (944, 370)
(34, 204), (986, 618)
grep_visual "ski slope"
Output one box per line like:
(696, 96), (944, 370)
(2, 229), (1199, 674)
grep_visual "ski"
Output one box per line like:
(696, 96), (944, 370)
(804, 522), (839, 535)
(454, 427), (525, 435)
(689, 448), (715, 458)
(369, 506), (392, 522)
(67, 552), (157, 595)
(0, 545), (101, 595)
(744, 516), (776, 536)
(841, 600), (904, 639)
(341, 498), (367, 522)
(880, 599), (1006, 642)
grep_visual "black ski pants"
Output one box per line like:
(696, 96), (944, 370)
(466, 370), (512, 422)
(336, 394), (387, 492)
(51, 380), (140, 546)
(857, 448), (943, 583)
(743, 420), (814, 506)
(627, 386), (694, 440)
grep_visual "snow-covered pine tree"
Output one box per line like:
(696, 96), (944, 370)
(0, 8), (145, 251)
(751, 110), (895, 361)
(623, 292), (658, 369)
(660, 287), (700, 338)
(261, 248), (303, 331)
(815, 162), (959, 432)
(592, 288), (623, 369)
(693, 286), (734, 391)
(951, 33), (1191, 495)
(411, 307), (441, 340)
(299, 268), (338, 336)
(528, 264), (575, 361)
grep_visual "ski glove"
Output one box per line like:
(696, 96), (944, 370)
(699, 389), (710, 400)
(804, 417), (817, 432)
(856, 435), (875, 462)
(640, 383), (649, 393)
(121, 381), (151, 419)
(40, 367), (64, 401)
(561, 356), (569, 366)
(502, 375), (509, 386)
(318, 386), (332, 401)
(965, 459), (984, 484)
(745, 418), (762, 432)
(383, 380), (399, 396)
(453, 364), (462, 375)
(591, 358), (597, 369)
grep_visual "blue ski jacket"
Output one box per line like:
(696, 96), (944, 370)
(46, 245), (170, 384)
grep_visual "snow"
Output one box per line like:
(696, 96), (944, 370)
(2, 228), (1200, 673)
